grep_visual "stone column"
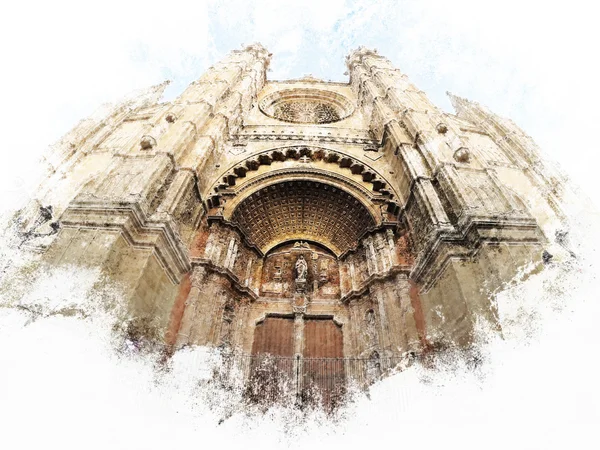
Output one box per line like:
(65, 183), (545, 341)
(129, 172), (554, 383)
(293, 310), (305, 356)
(176, 266), (207, 347)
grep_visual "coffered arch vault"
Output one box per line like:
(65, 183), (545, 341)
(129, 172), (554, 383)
(230, 179), (377, 256)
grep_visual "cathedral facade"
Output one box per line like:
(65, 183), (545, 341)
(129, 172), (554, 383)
(15, 44), (566, 393)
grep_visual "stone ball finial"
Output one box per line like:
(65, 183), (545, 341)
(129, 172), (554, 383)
(140, 135), (157, 150)
(436, 123), (448, 134)
(453, 147), (470, 163)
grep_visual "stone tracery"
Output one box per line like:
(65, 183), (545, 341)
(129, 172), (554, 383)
(259, 88), (354, 124)
(273, 99), (340, 123)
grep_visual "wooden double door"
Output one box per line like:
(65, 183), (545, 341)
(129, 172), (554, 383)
(249, 316), (345, 407)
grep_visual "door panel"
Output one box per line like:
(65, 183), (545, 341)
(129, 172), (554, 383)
(303, 318), (343, 358)
(247, 316), (296, 404)
(251, 316), (295, 356)
(302, 318), (345, 409)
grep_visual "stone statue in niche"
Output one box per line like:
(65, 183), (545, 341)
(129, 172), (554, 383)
(319, 259), (329, 283)
(295, 255), (308, 293)
(366, 350), (382, 382)
(379, 204), (390, 222)
(365, 309), (377, 347)
(218, 301), (235, 349)
(295, 255), (308, 282)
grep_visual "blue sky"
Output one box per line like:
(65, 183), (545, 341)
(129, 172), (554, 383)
(1, 0), (599, 211)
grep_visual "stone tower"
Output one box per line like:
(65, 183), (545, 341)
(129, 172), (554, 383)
(14, 44), (565, 366)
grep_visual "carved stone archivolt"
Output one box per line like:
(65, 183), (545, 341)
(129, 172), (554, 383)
(211, 145), (393, 197)
(231, 180), (376, 255)
(207, 146), (401, 217)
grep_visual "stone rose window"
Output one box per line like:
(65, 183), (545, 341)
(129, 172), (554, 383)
(259, 88), (354, 124)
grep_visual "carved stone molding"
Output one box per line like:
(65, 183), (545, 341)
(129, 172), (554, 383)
(341, 265), (411, 304)
(220, 167), (390, 210)
(292, 305), (307, 315)
(211, 145), (393, 204)
(60, 200), (191, 284)
(236, 131), (377, 146)
(191, 257), (258, 301)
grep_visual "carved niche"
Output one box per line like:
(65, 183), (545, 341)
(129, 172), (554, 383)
(218, 300), (236, 349)
(259, 242), (340, 298)
(364, 308), (378, 348)
(295, 254), (308, 293)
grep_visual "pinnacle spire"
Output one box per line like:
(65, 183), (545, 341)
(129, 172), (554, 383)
(123, 80), (171, 110)
(446, 91), (480, 117)
(237, 42), (271, 62)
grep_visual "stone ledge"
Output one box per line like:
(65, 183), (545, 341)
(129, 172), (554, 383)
(190, 257), (258, 301)
(238, 133), (377, 146)
(60, 200), (191, 284)
(410, 216), (544, 292)
(341, 264), (411, 303)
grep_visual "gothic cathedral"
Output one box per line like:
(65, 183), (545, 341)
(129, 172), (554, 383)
(13, 44), (567, 400)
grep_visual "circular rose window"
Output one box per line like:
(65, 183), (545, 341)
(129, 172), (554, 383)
(259, 88), (354, 124)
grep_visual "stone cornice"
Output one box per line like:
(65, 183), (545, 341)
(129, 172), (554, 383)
(60, 200), (191, 284)
(235, 131), (377, 146)
(410, 215), (544, 291)
(267, 79), (350, 87)
(341, 265), (411, 303)
(190, 257), (258, 301)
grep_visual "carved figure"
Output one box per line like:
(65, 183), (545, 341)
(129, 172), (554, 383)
(295, 255), (308, 281)
(319, 259), (329, 283)
(436, 122), (448, 134)
(366, 351), (382, 381)
(365, 309), (377, 345)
